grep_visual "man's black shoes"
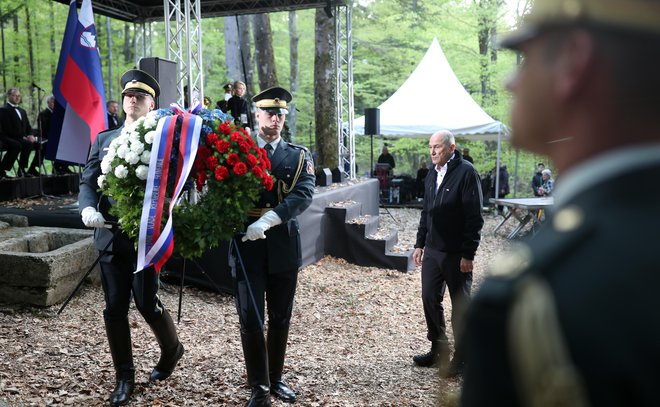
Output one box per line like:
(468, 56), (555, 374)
(413, 348), (450, 368)
(270, 380), (296, 402)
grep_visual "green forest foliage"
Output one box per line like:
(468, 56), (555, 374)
(0, 0), (552, 194)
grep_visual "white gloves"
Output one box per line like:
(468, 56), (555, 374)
(81, 206), (107, 228)
(242, 211), (282, 241)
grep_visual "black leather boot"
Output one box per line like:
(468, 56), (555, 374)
(148, 309), (184, 381)
(267, 327), (296, 402)
(441, 346), (465, 378)
(105, 319), (135, 406)
(241, 331), (271, 407)
(413, 340), (449, 368)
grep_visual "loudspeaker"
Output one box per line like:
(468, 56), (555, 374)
(138, 57), (178, 109)
(316, 168), (332, 186)
(364, 108), (380, 135)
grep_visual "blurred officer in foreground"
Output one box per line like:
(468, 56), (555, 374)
(79, 70), (184, 406)
(460, 0), (660, 406)
(233, 86), (315, 406)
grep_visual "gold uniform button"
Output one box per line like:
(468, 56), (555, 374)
(488, 243), (532, 279)
(553, 205), (584, 232)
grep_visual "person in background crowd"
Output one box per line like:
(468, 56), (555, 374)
(79, 70), (184, 407)
(106, 100), (123, 130)
(232, 86), (315, 407)
(537, 168), (554, 196)
(227, 80), (254, 132)
(0, 87), (40, 178)
(203, 96), (213, 110)
(37, 95), (71, 175)
(377, 144), (396, 170)
(412, 129), (483, 379)
(531, 162), (545, 196)
(491, 161), (510, 215)
(415, 156), (430, 199)
(462, 148), (474, 164)
(217, 82), (233, 111)
(460, 0), (660, 406)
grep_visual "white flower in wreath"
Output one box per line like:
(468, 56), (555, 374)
(144, 113), (158, 129)
(117, 144), (131, 160)
(144, 130), (156, 145)
(135, 165), (149, 180)
(125, 151), (140, 165)
(130, 140), (145, 155)
(100, 156), (113, 174)
(140, 150), (151, 164)
(97, 174), (106, 189)
(114, 164), (129, 179)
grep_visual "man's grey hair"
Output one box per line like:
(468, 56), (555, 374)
(434, 129), (455, 147)
(6, 87), (19, 97)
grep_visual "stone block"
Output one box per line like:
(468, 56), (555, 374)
(0, 227), (97, 307)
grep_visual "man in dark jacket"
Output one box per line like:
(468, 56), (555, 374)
(233, 86), (315, 407)
(412, 129), (483, 378)
(0, 87), (38, 177)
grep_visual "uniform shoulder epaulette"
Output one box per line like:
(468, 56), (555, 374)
(96, 127), (118, 137)
(286, 142), (309, 153)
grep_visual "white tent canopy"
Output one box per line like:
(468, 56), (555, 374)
(353, 38), (508, 141)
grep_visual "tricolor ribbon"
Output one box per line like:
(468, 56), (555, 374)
(136, 105), (202, 273)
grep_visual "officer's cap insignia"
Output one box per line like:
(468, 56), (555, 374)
(553, 205), (584, 233)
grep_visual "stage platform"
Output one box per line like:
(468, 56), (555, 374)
(0, 174), (80, 202)
(0, 178), (411, 295)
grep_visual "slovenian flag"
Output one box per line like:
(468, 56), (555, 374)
(46, 0), (106, 165)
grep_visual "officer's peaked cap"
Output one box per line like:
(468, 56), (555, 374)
(252, 86), (292, 114)
(121, 69), (160, 99)
(500, 0), (660, 50)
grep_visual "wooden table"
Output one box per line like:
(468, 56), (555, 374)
(491, 197), (554, 239)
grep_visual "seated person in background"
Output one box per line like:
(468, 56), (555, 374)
(377, 145), (396, 170)
(537, 168), (554, 196)
(531, 162), (545, 196)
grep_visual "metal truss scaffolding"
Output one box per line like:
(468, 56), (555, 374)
(163, 0), (204, 107)
(335, 5), (355, 179)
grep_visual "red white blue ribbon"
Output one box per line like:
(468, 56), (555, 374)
(136, 106), (202, 273)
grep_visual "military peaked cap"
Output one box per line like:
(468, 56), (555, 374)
(120, 69), (160, 99)
(500, 0), (660, 49)
(252, 86), (292, 114)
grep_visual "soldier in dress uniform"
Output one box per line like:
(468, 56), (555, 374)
(460, 1), (660, 406)
(79, 69), (184, 406)
(233, 86), (315, 407)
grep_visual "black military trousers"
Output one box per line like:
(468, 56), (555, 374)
(232, 238), (298, 334)
(99, 239), (166, 323)
(421, 247), (472, 343)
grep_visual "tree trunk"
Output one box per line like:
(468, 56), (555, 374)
(252, 13), (278, 91)
(238, 15), (255, 96)
(313, 8), (337, 169)
(106, 17), (113, 100)
(288, 10), (299, 142)
(12, 13), (19, 86)
(476, 0), (502, 106)
(123, 23), (132, 64)
(49, 1), (57, 80)
(224, 16), (242, 83)
(25, 4), (37, 114)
